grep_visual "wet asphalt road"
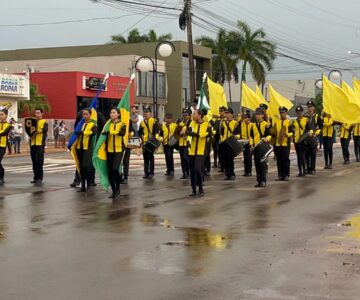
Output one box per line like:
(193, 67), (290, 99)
(1, 149), (360, 300)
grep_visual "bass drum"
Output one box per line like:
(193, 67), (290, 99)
(144, 137), (161, 153)
(224, 135), (244, 157)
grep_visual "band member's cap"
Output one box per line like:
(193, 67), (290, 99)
(306, 100), (315, 107)
(254, 107), (265, 115)
(279, 106), (288, 113)
(143, 106), (151, 113)
(225, 107), (234, 114)
(242, 112), (251, 119)
(296, 105), (304, 112)
(259, 103), (268, 109)
(219, 106), (227, 112)
(165, 113), (173, 119)
(182, 107), (191, 115)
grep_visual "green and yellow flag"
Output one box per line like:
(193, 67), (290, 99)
(323, 76), (360, 124)
(93, 75), (133, 191)
(241, 82), (267, 111)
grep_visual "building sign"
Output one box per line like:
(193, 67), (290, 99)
(0, 73), (30, 100)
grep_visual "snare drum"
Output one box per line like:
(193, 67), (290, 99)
(225, 135), (244, 157)
(127, 137), (141, 149)
(144, 137), (161, 153)
(252, 141), (273, 163)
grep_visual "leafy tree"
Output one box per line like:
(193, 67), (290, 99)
(18, 84), (51, 116)
(111, 28), (172, 44)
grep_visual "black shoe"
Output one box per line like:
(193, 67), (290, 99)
(121, 179), (128, 184)
(212, 164), (218, 168)
(89, 182), (97, 187)
(77, 188), (86, 193)
(345, 160), (350, 165)
(283, 176), (289, 182)
(198, 188), (204, 197)
(35, 179), (43, 186)
(275, 177), (284, 181)
(328, 164), (333, 169)
(296, 173), (303, 177)
(143, 175), (149, 179)
(356, 158), (360, 162)
(148, 174), (154, 179)
(189, 191), (197, 197)
(108, 193), (115, 199)
(30, 180), (36, 184)
(259, 182), (266, 187)
(180, 174), (187, 179)
(114, 189), (120, 199)
(0, 179), (4, 185)
(217, 169), (224, 173)
(204, 172), (210, 177)
(224, 177), (231, 181)
(164, 171), (170, 176)
(70, 182), (80, 188)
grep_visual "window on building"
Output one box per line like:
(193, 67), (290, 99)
(137, 71), (166, 99)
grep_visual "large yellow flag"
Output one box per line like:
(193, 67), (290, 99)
(256, 85), (266, 102)
(241, 82), (267, 110)
(268, 84), (294, 119)
(341, 81), (360, 108)
(353, 78), (360, 101)
(207, 77), (228, 115)
(323, 76), (360, 124)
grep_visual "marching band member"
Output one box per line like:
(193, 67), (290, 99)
(220, 107), (238, 180)
(305, 100), (322, 174)
(217, 106), (227, 173)
(178, 108), (191, 179)
(292, 105), (309, 177)
(139, 106), (159, 179)
(120, 118), (134, 185)
(353, 123), (360, 162)
(188, 109), (211, 197)
(251, 108), (272, 188)
(210, 114), (221, 168)
(30, 108), (48, 186)
(74, 108), (97, 192)
(340, 123), (352, 165)
(274, 107), (293, 181)
(102, 108), (126, 199)
(0, 109), (12, 186)
(239, 112), (253, 177)
(321, 112), (334, 169)
(160, 113), (177, 176)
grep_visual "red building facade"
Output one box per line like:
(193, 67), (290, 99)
(30, 72), (134, 119)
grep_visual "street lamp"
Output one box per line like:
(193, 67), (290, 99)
(135, 56), (155, 115)
(315, 79), (323, 89)
(328, 70), (342, 81)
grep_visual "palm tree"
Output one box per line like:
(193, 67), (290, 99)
(111, 28), (172, 44)
(18, 84), (51, 116)
(230, 21), (276, 85)
(195, 29), (239, 103)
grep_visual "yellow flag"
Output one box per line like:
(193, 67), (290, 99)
(323, 76), (360, 124)
(207, 77), (227, 116)
(353, 78), (360, 102)
(341, 81), (360, 108)
(256, 85), (266, 102)
(241, 82), (267, 111)
(268, 84), (294, 119)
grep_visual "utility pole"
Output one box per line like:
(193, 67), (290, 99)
(185, 0), (196, 102)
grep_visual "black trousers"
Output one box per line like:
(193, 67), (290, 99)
(212, 140), (219, 167)
(243, 145), (252, 175)
(0, 147), (5, 180)
(204, 155), (211, 173)
(107, 152), (124, 193)
(218, 143), (225, 171)
(295, 143), (306, 175)
(76, 148), (93, 189)
(179, 146), (189, 176)
(275, 146), (290, 179)
(254, 156), (267, 183)
(30, 146), (45, 181)
(163, 145), (174, 173)
(354, 136), (360, 159)
(341, 137), (351, 162)
(122, 147), (131, 180)
(323, 137), (333, 166)
(224, 144), (235, 178)
(189, 155), (205, 192)
(305, 142), (317, 173)
(143, 148), (154, 176)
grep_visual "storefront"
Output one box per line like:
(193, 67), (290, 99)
(0, 73), (30, 119)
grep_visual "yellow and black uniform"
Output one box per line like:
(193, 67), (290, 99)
(121, 118), (134, 183)
(340, 123), (352, 164)
(322, 116), (334, 168)
(75, 120), (97, 191)
(305, 112), (322, 174)
(104, 120), (126, 197)
(353, 123), (360, 161)
(178, 119), (191, 178)
(30, 119), (48, 183)
(273, 118), (293, 180)
(239, 120), (253, 176)
(139, 117), (159, 177)
(221, 119), (239, 179)
(292, 115), (309, 176)
(250, 120), (272, 186)
(217, 117), (226, 172)
(161, 122), (178, 175)
(210, 116), (221, 168)
(0, 121), (12, 184)
(188, 121), (211, 194)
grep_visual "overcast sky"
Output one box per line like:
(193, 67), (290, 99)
(1, 0), (360, 82)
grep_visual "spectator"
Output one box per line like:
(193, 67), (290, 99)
(53, 120), (59, 148)
(13, 119), (23, 154)
(130, 105), (143, 137)
(59, 120), (68, 149)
